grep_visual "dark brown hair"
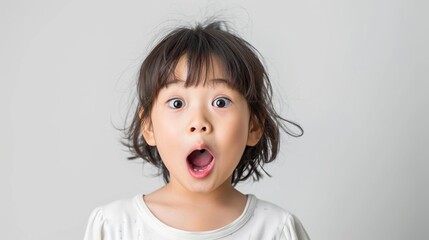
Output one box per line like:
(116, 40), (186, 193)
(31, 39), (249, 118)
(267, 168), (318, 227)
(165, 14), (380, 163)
(124, 20), (303, 185)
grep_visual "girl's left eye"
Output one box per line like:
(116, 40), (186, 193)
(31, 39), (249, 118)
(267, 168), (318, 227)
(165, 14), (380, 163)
(212, 97), (231, 108)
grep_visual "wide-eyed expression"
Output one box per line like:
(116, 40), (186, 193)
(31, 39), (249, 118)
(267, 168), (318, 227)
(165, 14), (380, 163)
(142, 55), (261, 193)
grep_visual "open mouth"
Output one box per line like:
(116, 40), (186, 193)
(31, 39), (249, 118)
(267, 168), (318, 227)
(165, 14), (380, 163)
(187, 149), (214, 178)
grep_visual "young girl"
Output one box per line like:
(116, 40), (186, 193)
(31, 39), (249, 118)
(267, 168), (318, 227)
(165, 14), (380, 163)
(84, 20), (310, 240)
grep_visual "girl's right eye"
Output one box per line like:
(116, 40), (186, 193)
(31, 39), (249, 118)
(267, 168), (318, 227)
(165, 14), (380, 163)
(167, 98), (185, 109)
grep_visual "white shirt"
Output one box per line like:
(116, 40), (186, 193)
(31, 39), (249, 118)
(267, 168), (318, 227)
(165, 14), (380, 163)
(84, 194), (310, 240)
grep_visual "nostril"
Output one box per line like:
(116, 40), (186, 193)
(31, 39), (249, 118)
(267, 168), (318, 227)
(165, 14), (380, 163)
(190, 126), (207, 132)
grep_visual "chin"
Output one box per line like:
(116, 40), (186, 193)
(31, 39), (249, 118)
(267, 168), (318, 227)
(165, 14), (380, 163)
(185, 182), (219, 193)
(185, 177), (232, 194)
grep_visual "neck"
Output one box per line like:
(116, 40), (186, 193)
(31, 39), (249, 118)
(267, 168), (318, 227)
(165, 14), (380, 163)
(143, 178), (248, 232)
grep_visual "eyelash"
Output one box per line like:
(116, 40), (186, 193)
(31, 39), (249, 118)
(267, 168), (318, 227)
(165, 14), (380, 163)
(166, 97), (232, 109)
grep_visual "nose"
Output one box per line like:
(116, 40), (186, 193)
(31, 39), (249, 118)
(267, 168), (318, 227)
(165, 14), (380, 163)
(188, 111), (212, 134)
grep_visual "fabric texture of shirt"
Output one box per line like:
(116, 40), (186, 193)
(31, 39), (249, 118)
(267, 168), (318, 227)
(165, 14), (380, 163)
(84, 194), (310, 240)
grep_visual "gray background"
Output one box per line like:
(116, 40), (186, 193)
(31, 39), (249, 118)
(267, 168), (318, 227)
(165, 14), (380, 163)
(1, 0), (428, 239)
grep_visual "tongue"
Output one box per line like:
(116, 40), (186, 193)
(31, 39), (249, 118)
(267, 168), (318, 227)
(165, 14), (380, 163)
(188, 150), (213, 167)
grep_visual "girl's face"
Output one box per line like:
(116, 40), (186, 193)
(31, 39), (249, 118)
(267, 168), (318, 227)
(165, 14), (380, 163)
(142, 55), (261, 194)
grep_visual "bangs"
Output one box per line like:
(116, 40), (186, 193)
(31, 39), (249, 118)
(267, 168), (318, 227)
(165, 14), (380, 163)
(145, 21), (263, 99)
(164, 52), (233, 89)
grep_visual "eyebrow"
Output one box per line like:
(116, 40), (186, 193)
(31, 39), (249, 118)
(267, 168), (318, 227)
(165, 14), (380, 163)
(164, 78), (231, 88)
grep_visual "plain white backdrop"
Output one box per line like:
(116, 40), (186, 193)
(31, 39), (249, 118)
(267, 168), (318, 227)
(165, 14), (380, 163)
(1, 0), (428, 239)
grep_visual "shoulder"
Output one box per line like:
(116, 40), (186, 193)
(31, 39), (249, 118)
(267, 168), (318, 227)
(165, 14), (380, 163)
(84, 195), (142, 240)
(90, 195), (142, 225)
(252, 195), (293, 221)
(97, 195), (138, 219)
(250, 195), (311, 240)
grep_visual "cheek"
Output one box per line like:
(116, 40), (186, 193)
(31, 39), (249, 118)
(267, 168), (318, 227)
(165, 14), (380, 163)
(214, 118), (249, 173)
(150, 111), (178, 147)
(218, 115), (249, 147)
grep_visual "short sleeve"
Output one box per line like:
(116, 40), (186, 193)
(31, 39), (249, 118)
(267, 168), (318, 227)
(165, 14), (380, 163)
(282, 214), (310, 240)
(83, 207), (104, 240)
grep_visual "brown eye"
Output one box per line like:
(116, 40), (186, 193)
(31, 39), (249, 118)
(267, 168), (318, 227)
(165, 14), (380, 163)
(167, 98), (185, 109)
(213, 97), (231, 108)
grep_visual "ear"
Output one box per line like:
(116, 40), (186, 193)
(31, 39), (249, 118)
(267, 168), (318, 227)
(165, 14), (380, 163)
(139, 108), (156, 146)
(247, 116), (263, 146)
